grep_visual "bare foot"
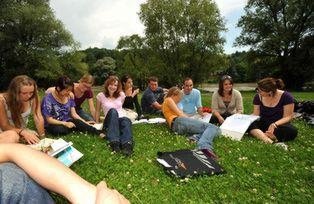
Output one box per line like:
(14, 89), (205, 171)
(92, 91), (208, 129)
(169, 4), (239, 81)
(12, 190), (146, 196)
(96, 181), (130, 204)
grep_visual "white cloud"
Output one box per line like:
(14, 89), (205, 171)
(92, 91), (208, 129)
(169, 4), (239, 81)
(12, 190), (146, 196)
(50, 0), (248, 53)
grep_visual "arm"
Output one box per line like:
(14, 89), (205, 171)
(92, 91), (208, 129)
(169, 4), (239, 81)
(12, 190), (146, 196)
(236, 91), (244, 114)
(211, 92), (224, 124)
(151, 101), (163, 110)
(95, 98), (102, 123)
(133, 94), (142, 116)
(0, 142), (129, 204)
(87, 98), (96, 121)
(0, 96), (39, 144)
(70, 107), (90, 126)
(45, 87), (54, 95)
(252, 105), (260, 116)
(168, 98), (187, 117)
(32, 96), (45, 137)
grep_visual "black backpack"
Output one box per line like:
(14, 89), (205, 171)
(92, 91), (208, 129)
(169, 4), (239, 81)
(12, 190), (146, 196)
(157, 149), (224, 178)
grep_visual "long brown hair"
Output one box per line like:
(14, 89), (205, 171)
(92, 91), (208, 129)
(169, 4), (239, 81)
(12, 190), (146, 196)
(4, 75), (39, 128)
(103, 75), (122, 98)
(79, 74), (94, 85)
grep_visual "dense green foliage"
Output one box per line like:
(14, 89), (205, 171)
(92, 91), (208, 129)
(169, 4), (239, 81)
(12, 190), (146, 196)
(47, 91), (313, 203)
(235, 0), (314, 89)
(0, 0), (87, 89)
(117, 0), (225, 85)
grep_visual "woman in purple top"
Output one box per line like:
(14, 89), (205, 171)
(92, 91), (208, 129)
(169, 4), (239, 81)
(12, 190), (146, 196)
(41, 76), (100, 136)
(248, 77), (297, 143)
(95, 76), (133, 156)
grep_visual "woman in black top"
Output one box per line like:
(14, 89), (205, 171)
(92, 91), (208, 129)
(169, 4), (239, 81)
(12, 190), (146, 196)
(121, 75), (142, 119)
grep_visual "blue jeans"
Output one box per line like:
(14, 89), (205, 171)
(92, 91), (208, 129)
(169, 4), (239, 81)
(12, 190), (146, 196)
(103, 109), (133, 145)
(172, 117), (221, 150)
(76, 109), (94, 122)
(0, 163), (54, 204)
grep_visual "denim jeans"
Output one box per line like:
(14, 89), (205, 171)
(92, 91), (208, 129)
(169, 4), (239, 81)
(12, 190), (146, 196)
(46, 119), (100, 136)
(103, 108), (133, 145)
(0, 163), (54, 204)
(172, 117), (221, 150)
(76, 109), (94, 122)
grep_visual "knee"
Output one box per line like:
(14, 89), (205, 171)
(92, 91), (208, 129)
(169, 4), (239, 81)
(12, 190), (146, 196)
(107, 108), (118, 117)
(0, 130), (19, 143)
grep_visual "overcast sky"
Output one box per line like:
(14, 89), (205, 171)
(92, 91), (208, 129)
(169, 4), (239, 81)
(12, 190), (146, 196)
(50, 0), (248, 54)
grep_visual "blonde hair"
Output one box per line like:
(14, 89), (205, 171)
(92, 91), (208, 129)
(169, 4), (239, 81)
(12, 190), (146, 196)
(165, 86), (182, 98)
(79, 74), (94, 85)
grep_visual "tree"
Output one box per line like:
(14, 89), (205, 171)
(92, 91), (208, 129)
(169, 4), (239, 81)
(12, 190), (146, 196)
(0, 0), (76, 89)
(235, 0), (314, 89)
(91, 57), (116, 85)
(139, 0), (227, 86)
(116, 34), (150, 89)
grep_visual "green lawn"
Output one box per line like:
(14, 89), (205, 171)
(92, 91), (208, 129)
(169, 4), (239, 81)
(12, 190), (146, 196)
(49, 91), (313, 203)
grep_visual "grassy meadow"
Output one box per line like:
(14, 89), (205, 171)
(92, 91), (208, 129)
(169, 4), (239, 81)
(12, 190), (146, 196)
(44, 91), (313, 203)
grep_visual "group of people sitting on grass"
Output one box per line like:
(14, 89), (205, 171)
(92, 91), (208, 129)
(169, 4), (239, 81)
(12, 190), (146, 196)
(0, 73), (298, 203)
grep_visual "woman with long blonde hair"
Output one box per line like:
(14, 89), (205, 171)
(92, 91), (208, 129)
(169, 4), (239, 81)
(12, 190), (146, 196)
(0, 75), (45, 144)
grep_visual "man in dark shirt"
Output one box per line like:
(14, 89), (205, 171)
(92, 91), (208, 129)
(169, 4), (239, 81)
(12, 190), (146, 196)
(141, 76), (167, 114)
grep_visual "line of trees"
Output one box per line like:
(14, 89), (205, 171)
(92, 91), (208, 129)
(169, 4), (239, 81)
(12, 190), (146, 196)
(1, 0), (313, 90)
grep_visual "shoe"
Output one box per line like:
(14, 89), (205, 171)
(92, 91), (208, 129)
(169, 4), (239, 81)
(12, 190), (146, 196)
(99, 132), (106, 139)
(201, 149), (219, 160)
(121, 142), (133, 156)
(109, 141), (121, 153)
(274, 142), (288, 151)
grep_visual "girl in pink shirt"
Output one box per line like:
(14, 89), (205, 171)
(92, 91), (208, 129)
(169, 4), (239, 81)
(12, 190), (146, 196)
(95, 76), (133, 156)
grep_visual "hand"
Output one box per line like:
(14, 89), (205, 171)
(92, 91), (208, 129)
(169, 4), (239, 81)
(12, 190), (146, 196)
(218, 117), (225, 124)
(133, 88), (140, 95)
(87, 121), (96, 125)
(96, 181), (130, 204)
(21, 129), (40, 144)
(63, 121), (75, 128)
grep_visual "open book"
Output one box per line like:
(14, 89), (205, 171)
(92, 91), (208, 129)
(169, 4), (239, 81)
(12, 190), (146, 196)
(132, 117), (166, 124)
(29, 138), (83, 167)
(220, 114), (260, 141)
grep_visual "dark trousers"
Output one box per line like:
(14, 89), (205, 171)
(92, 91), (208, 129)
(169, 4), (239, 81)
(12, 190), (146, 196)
(209, 112), (232, 125)
(248, 120), (298, 142)
(103, 108), (133, 145)
(46, 118), (99, 136)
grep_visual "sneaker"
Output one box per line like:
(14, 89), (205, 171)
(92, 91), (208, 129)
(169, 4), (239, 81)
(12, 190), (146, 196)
(99, 132), (106, 139)
(109, 141), (121, 153)
(201, 149), (219, 160)
(274, 142), (288, 151)
(121, 142), (133, 156)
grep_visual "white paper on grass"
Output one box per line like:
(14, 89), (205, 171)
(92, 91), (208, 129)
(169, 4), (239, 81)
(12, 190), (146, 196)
(92, 123), (103, 130)
(132, 118), (166, 124)
(220, 114), (260, 141)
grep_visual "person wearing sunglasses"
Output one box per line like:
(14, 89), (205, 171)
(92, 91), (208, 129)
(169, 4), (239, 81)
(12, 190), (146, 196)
(210, 75), (243, 125)
(248, 77), (297, 143)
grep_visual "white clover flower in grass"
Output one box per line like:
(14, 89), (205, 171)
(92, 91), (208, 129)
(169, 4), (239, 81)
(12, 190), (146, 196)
(127, 184), (132, 189)
(252, 188), (257, 193)
(238, 156), (248, 161)
(126, 171), (130, 175)
(130, 159), (134, 163)
(256, 161), (260, 165)
(253, 173), (262, 177)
